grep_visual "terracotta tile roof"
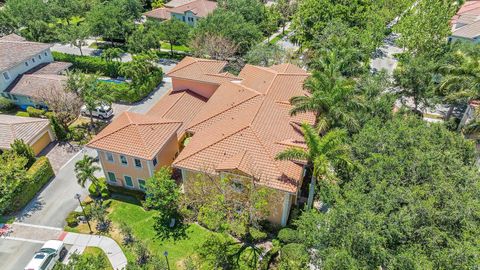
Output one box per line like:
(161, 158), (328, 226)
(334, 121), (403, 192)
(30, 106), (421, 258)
(144, 7), (171, 20)
(147, 89), (208, 135)
(168, 0), (217, 17)
(0, 115), (50, 150)
(174, 64), (314, 193)
(87, 112), (182, 160)
(165, 0), (195, 8)
(166, 56), (239, 85)
(0, 34), (52, 71)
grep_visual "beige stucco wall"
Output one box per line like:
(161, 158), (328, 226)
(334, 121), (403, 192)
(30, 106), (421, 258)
(153, 134), (180, 170)
(180, 169), (292, 226)
(171, 78), (219, 99)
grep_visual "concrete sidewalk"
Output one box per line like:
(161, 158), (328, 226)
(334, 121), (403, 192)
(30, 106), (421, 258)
(4, 223), (127, 270)
(60, 232), (127, 270)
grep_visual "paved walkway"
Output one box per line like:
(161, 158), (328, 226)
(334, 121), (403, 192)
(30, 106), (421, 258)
(3, 223), (127, 269)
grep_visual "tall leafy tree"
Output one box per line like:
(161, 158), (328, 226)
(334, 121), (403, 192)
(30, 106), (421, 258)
(158, 19), (190, 56)
(192, 9), (262, 55)
(66, 71), (113, 128)
(10, 139), (36, 168)
(294, 116), (480, 269)
(58, 23), (90, 56)
(440, 50), (480, 102)
(394, 0), (457, 55)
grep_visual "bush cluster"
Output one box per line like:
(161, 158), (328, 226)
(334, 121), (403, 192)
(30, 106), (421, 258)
(10, 157), (54, 212)
(52, 52), (125, 77)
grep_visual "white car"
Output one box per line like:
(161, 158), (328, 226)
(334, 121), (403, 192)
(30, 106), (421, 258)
(80, 104), (113, 119)
(24, 240), (65, 270)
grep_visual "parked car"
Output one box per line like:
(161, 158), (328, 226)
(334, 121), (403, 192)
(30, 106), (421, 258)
(24, 240), (66, 270)
(80, 104), (113, 119)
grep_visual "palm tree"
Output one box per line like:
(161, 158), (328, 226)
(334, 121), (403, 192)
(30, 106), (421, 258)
(440, 51), (480, 119)
(74, 155), (101, 197)
(276, 123), (353, 208)
(290, 51), (363, 133)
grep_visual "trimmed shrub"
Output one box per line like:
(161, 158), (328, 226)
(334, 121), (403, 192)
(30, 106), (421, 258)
(107, 184), (145, 202)
(277, 228), (300, 244)
(26, 106), (45, 117)
(279, 243), (309, 269)
(89, 178), (110, 199)
(52, 52), (125, 77)
(0, 97), (14, 111)
(15, 111), (30, 117)
(10, 139), (36, 168)
(250, 227), (268, 242)
(66, 211), (80, 227)
(11, 157), (54, 212)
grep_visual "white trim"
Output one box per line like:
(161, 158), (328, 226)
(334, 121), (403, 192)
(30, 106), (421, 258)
(119, 155), (128, 166)
(105, 152), (115, 163)
(12, 222), (62, 231)
(281, 193), (291, 227)
(106, 171), (117, 183)
(3, 236), (45, 244)
(133, 158), (143, 169)
(123, 174), (134, 188)
(147, 160), (154, 177)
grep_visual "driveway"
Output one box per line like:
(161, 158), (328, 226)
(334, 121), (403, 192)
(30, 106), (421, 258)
(0, 147), (99, 270)
(39, 142), (82, 173)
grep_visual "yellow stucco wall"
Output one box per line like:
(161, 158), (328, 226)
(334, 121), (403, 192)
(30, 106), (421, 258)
(31, 131), (52, 155)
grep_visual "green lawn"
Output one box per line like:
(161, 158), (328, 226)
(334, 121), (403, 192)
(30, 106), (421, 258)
(107, 196), (214, 269)
(160, 42), (191, 52)
(84, 247), (113, 270)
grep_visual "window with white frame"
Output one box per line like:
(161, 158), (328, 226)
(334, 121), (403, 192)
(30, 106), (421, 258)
(134, 158), (142, 168)
(106, 152), (114, 163)
(120, 155), (128, 165)
(138, 179), (146, 190)
(107, 172), (116, 182)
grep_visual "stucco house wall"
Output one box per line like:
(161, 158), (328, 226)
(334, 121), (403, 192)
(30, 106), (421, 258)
(171, 11), (198, 25)
(97, 133), (180, 191)
(0, 49), (53, 92)
(172, 78), (219, 99)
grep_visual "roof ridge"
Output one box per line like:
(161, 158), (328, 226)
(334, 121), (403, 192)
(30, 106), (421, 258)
(249, 126), (283, 176)
(188, 89), (261, 130)
(155, 90), (188, 119)
(176, 125), (250, 163)
(167, 57), (198, 75)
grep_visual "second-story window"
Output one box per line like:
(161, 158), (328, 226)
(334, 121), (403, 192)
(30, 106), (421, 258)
(2, 72), (10, 80)
(32, 58), (36, 63)
(134, 158), (142, 168)
(25, 62), (29, 67)
(152, 157), (158, 166)
(44, 52), (48, 56)
(120, 155), (128, 165)
(38, 55), (42, 60)
(106, 152), (114, 163)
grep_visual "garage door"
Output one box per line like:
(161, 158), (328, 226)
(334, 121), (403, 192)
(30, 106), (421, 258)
(31, 131), (52, 155)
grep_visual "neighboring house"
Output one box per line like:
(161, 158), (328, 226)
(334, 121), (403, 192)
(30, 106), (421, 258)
(450, 1), (480, 43)
(144, 0), (217, 26)
(0, 114), (55, 155)
(0, 34), (71, 108)
(88, 57), (313, 226)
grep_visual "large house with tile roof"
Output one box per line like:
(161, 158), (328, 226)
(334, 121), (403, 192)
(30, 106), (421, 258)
(144, 0), (217, 26)
(0, 34), (71, 108)
(450, 1), (480, 43)
(87, 57), (313, 226)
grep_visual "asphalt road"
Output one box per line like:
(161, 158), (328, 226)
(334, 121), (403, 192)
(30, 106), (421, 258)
(0, 148), (97, 270)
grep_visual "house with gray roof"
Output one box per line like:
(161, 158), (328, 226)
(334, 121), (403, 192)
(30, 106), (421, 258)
(0, 34), (71, 108)
(450, 1), (480, 43)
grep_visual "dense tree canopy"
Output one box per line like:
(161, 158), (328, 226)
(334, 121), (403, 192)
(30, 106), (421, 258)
(294, 116), (480, 269)
(192, 9), (262, 55)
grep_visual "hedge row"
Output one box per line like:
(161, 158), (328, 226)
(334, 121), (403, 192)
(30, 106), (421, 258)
(52, 52), (125, 77)
(10, 157), (55, 212)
